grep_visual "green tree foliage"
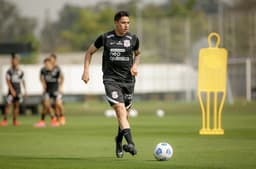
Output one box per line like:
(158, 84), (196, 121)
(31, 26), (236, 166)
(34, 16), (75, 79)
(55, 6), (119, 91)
(0, 0), (39, 64)
(168, 0), (197, 17)
(41, 4), (115, 52)
(40, 0), (200, 53)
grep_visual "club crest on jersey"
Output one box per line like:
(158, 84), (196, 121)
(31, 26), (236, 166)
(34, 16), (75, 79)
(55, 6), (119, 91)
(123, 40), (131, 47)
(112, 91), (118, 99)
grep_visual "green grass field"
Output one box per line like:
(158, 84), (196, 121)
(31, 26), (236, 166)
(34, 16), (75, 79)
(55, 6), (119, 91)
(0, 101), (256, 169)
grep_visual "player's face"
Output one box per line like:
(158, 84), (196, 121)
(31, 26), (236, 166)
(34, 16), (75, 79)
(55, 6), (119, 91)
(45, 61), (53, 70)
(12, 57), (19, 68)
(115, 16), (130, 35)
(50, 57), (56, 66)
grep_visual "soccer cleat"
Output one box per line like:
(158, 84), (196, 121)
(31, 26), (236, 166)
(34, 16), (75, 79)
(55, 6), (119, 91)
(123, 144), (137, 156)
(1, 120), (8, 127)
(13, 120), (20, 126)
(60, 116), (66, 125)
(51, 118), (59, 127)
(115, 137), (124, 158)
(34, 120), (46, 128)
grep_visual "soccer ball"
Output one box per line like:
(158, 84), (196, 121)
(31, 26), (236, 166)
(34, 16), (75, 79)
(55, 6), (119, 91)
(153, 142), (173, 161)
(156, 109), (165, 117)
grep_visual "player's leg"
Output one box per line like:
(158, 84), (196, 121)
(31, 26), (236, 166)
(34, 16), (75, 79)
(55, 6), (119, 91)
(121, 83), (137, 155)
(34, 102), (47, 127)
(48, 99), (59, 127)
(113, 103), (136, 156)
(55, 93), (65, 125)
(104, 81), (136, 157)
(1, 104), (10, 126)
(34, 93), (49, 127)
(1, 95), (13, 126)
(13, 100), (20, 126)
(104, 81), (125, 157)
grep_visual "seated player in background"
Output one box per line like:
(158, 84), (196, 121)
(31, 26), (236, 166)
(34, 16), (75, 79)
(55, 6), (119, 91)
(1, 53), (27, 126)
(34, 56), (63, 127)
(49, 54), (65, 125)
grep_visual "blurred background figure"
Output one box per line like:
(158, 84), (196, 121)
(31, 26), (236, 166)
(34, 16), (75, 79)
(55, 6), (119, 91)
(49, 54), (65, 125)
(34, 57), (58, 127)
(1, 53), (27, 126)
(34, 55), (64, 128)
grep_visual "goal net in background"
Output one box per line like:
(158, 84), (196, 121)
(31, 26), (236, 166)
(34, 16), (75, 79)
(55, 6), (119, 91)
(228, 58), (256, 101)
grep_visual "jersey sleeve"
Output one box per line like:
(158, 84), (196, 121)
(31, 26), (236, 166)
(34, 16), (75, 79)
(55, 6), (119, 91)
(6, 69), (11, 80)
(21, 71), (24, 80)
(94, 35), (104, 49)
(40, 68), (44, 75)
(133, 36), (140, 51)
(40, 68), (45, 79)
(57, 67), (62, 78)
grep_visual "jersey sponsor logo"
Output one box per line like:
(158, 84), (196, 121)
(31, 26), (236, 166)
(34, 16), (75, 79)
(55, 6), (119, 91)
(110, 48), (126, 52)
(112, 91), (118, 99)
(11, 74), (22, 83)
(45, 75), (58, 82)
(116, 41), (123, 45)
(110, 56), (129, 61)
(109, 48), (128, 61)
(110, 51), (121, 57)
(124, 40), (131, 47)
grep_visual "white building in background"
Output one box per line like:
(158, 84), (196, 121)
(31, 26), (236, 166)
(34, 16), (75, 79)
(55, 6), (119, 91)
(0, 64), (197, 100)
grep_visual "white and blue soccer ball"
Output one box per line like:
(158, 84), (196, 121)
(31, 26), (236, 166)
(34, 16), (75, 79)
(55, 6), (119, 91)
(153, 142), (173, 161)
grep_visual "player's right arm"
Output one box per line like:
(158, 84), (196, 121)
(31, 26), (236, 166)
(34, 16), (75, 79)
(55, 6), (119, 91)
(40, 71), (47, 94)
(82, 44), (98, 84)
(82, 35), (103, 84)
(6, 72), (16, 97)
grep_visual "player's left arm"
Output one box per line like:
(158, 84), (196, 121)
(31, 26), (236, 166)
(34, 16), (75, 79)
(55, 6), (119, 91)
(131, 50), (141, 76)
(131, 37), (141, 76)
(59, 71), (64, 94)
(22, 76), (27, 97)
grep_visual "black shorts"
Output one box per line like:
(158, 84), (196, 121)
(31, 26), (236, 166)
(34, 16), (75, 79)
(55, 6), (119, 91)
(43, 91), (62, 101)
(6, 93), (23, 104)
(104, 80), (134, 109)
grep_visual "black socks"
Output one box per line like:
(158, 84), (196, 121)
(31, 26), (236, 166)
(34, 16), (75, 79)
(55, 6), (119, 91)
(122, 128), (134, 145)
(116, 127), (123, 142)
(41, 114), (45, 121)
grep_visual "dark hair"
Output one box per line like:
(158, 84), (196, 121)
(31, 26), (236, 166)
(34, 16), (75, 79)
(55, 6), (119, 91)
(44, 57), (51, 63)
(50, 53), (57, 60)
(11, 52), (16, 59)
(114, 11), (129, 21)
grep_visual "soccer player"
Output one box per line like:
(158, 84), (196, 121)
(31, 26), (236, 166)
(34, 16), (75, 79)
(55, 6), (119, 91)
(34, 55), (64, 127)
(34, 57), (58, 127)
(49, 54), (65, 125)
(1, 53), (27, 126)
(82, 11), (141, 158)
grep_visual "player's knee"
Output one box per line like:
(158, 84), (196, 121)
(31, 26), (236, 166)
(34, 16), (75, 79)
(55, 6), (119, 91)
(14, 102), (20, 108)
(113, 103), (127, 119)
(55, 100), (62, 107)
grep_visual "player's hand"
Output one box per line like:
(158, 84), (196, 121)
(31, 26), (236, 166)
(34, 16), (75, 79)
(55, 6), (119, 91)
(130, 64), (138, 76)
(58, 86), (63, 94)
(11, 90), (16, 97)
(24, 91), (28, 98)
(82, 70), (90, 84)
(42, 87), (46, 94)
